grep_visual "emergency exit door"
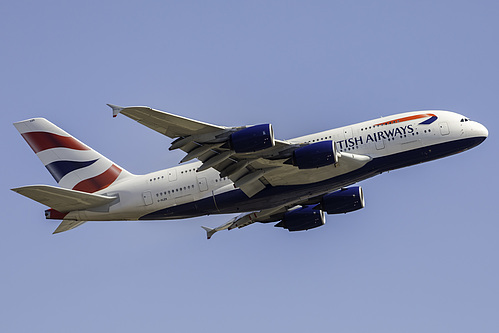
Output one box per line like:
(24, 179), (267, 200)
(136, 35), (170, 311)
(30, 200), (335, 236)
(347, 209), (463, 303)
(142, 191), (153, 205)
(197, 177), (208, 191)
(439, 122), (450, 135)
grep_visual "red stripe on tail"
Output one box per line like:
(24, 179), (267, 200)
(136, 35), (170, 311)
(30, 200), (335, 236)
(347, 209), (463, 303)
(72, 164), (122, 193)
(21, 132), (89, 153)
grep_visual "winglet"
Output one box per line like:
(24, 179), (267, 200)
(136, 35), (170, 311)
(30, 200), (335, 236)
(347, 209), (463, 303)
(201, 226), (217, 240)
(107, 104), (124, 118)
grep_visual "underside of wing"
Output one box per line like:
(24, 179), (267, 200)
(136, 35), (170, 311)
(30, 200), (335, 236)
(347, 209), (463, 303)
(202, 185), (366, 239)
(255, 151), (372, 187)
(201, 205), (292, 239)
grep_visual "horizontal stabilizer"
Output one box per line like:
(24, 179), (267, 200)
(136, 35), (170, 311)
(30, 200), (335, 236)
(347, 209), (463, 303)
(11, 185), (117, 212)
(53, 220), (87, 234)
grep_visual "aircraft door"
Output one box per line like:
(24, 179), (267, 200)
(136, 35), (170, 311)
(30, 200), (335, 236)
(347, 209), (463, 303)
(439, 122), (450, 135)
(375, 139), (385, 150)
(343, 127), (353, 140)
(168, 169), (177, 181)
(142, 191), (153, 205)
(198, 177), (208, 191)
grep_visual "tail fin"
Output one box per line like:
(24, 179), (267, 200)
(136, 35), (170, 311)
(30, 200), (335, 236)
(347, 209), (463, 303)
(14, 118), (133, 193)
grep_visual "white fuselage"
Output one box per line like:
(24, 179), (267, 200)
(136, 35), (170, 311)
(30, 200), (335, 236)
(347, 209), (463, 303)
(67, 110), (487, 222)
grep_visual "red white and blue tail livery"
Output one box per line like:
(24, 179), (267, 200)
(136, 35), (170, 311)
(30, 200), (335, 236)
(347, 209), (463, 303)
(12, 106), (488, 238)
(14, 118), (132, 192)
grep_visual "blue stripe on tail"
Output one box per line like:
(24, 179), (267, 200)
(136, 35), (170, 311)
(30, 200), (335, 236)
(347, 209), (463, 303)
(45, 159), (99, 182)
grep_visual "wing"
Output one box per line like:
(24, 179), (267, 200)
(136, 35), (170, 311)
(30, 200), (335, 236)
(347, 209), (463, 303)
(201, 205), (291, 239)
(107, 104), (226, 138)
(111, 105), (371, 197)
(201, 191), (336, 239)
(201, 186), (366, 239)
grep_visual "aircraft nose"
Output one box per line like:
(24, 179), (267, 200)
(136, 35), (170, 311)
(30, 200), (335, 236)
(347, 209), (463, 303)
(473, 121), (489, 139)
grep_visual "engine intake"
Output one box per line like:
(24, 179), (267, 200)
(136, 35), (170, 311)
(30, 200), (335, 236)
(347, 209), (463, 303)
(275, 206), (325, 231)
(229, 124), (275, 153)
(319, 186), (365, 214)
(292, 140), (337, 169)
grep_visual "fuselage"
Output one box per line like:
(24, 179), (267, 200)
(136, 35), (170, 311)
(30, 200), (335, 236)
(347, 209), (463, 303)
(66, 110), (488, 222)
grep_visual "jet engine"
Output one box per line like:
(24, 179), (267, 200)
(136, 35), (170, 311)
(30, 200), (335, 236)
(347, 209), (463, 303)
(292, 140), (338, 169)
(229, 124), (275, 153)
(275, 206), (325, 231)
(319, 186), (365, 214)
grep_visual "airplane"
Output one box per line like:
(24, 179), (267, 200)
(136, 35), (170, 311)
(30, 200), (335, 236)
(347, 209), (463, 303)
(12, 105), (488, 239)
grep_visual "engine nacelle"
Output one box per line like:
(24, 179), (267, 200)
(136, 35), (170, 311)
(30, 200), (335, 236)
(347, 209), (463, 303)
(292, 140), (337, 169)
(229, 124), (275, 153)
(320, 186), (365, 214)
(275, 206), (325, 232)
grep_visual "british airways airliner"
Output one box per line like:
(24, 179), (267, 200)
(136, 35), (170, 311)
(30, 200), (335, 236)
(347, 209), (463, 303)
(12, 105), (488, 238)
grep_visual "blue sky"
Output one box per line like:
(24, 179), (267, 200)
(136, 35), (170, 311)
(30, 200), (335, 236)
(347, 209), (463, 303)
(2, 1), (498, 332)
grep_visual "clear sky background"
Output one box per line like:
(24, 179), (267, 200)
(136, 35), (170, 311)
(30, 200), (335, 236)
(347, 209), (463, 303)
(1, 1), (498, 332)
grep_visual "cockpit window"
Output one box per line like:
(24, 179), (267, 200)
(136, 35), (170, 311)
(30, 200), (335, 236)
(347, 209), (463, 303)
(460, 118), (470, 122)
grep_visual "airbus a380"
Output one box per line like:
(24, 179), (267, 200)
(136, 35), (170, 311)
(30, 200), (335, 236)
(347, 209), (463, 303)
(12, 105), (488, 239)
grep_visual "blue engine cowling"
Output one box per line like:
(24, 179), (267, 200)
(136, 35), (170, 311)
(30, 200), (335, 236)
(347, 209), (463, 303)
(229, 124), (275, 153)
(275, 206), (325, 232)
(319, 186), (365, 214)
(292, 140), (337, 169)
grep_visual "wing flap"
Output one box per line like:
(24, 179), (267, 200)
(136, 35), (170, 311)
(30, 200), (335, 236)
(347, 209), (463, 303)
(238, 179), (266, 197)
(11, 185), (117, 212)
